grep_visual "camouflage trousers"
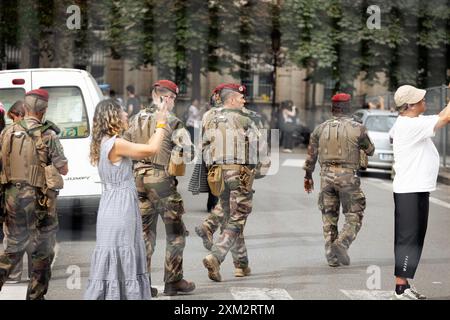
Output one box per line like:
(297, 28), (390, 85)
(135, 169), (187, 284)
(0, 184), (58, 300)
(318, 167), (366, 265)
(203, 200), (249, 268)
(210, 168), (254, 268)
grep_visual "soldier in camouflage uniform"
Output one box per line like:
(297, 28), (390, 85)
(303, 93), (374, 267)
(202, 83), (270, 282)
(124, 80), (196, 296)
(195, 85), (266, 263)
(0, 89), (68, 299)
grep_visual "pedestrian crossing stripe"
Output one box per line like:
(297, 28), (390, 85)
(230, 287), (293, 300)
(282, 159), (305, 168)
(0, 285), (28, 300)
(152, 286), (293, 300)
(340, 289), (393, 300)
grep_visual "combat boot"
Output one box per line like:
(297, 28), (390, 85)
(203, 254), (222, 282)
(331, 242), (350, 266)
(164, 279), (196, 296)
(151, 286), (158, 297)
(195, 225), (213, 250)
(234, 267), (251, 277)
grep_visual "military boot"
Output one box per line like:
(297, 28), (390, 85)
(151, 286), (158, 297)
(203, 254), (222, 282)
(331, 242), (350, 266)
(195, 225), (213, 250)
(164, 279), (196, 296)
(234, 267), (251, 277)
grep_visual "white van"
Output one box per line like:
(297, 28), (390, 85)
(0, 68), (104, 216)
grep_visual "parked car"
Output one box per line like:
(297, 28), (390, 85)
(0, 68), (104, 217)
(353, 109), (398, 170)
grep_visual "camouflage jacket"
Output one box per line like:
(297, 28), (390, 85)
(202, 106), (270, 175)
(123, 104), (195, 170)
(303, 115), (375, 179)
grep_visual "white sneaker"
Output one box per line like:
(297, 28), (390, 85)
(409, 285), (427, 299)
(391, 287), (426, 300)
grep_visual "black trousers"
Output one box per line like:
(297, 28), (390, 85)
(394, 192), (429, 279)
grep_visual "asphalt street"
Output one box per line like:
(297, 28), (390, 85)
(1, 150), (449, 300)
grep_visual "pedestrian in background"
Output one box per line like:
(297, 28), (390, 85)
(84, 99), (168, 300)
(280, 100), (297, 153)
(303, 93), (374, 268)
(126, 85), (141, 119)
(186, 99), (201, 142)
(389, 85), (450, 300)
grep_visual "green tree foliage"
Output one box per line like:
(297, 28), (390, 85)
(100, 0), (278, 99)
(282, 0), (449, 92)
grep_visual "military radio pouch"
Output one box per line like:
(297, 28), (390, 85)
(168, 151), (186, 177)
(207, 165), (224, 196)
(44, 164), (64, 190)
(359, 150), (368, 170)
(240, 166), (255, 193)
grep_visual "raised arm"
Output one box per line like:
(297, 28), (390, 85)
(434, 100), (450, 131)
(110, 101), (169, 161)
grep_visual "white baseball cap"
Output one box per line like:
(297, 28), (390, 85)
(394, 85), (426, 108)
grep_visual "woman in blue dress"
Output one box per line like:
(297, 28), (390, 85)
(84, 98), (168, 300)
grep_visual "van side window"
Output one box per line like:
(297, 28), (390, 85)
(41, 86), (89, 139)
(0, 88), (26, 125)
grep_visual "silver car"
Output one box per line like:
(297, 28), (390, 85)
(353, 109), (398, 170)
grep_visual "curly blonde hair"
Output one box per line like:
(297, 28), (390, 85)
(90, 99), (126, 166)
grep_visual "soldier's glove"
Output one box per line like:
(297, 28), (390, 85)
(304, 178), (314, 194)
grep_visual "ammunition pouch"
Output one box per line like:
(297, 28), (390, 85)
(28, 165), (45, 188)
(359, 150), (368, 170)
(207, 165), (224, 197)
(168, 160), (186, 177)
(239, 166), (255, 193)
(44, 164), (64, 190)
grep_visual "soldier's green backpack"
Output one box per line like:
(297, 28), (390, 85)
(1, 121), (48, 188)
(318, 118), (360, 167)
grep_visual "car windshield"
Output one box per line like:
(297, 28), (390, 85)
(365, 115), (397, 132)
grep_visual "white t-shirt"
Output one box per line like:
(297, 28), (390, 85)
(389, 115), (440, 193)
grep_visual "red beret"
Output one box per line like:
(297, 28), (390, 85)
(26, 89), (49, 102)
(213, 83), (246, 95)
(331, 93), (351, 102)
(153, 80), (179, 95)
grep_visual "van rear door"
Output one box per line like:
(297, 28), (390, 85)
(31, 69), (101, 198)
(0, 70), (31, 117)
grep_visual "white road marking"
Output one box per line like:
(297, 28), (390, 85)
(432, 282), (442, 284)
(340, 289), (393, 300)
(429, 197), (450, 209)
(365, 178), (450, 209)
(51, 242), (60, 270)
(0, 285), (28, 300)
(282, 159), (305, 168)
(230, 287), (293, 300)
